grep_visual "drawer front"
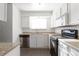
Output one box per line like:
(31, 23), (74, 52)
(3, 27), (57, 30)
(58, 46), (69, 56)
(70, 48), (79, 56)
(59, 41), (68, 50)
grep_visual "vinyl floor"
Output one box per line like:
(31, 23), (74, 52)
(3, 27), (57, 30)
(20, 48), (51, 56)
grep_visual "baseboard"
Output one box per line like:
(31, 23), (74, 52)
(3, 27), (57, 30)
(30, 48), (49, 49)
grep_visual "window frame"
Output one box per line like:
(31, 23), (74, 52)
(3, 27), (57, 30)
(29, 16), (49, 29)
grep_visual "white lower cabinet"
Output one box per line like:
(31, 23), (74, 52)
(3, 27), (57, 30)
(30, 33), (49, 48)
(69, 48), (79, 56)
(58, 41), (68, 56)
(5, 45), (20, 56)
(37, 34), (49, 48)
(36, 37), (45, 48)
(58, 41), (79, 56)
(59, 47), (69, 56)
(30, 34), (37, 48)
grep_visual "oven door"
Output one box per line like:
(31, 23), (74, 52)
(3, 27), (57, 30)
(50, 38), (58, 56)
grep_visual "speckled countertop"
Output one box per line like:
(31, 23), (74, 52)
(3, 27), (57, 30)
(59, 39), (79, 52)
(21, 32), (56, 35)
(0, 40), (20, 56)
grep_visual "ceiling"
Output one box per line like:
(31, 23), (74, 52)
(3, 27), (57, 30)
(14, 3), (63, 11)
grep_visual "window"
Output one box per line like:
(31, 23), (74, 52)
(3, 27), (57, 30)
(29, 16), (48, 29)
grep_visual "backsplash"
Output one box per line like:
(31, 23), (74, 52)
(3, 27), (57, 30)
(22, 28), (53, 32)
(54, 25), (79, 37)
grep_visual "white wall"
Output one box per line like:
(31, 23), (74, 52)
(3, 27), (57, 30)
(0, 21), (3, 41)
(0, 3), (21, 43)
(12, 4), (21, 43)
(0, 4), (12, 42)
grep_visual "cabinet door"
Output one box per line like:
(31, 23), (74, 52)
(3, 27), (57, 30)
(53, 11), (57, 27)
(69, 3), (79, 25)
(30, 34), (37, 48)
(36, 38), (44, 48)
(36, 34), (45, 48)
(0, 3), (7, 21)
(58, 46), (69, 56)
(21, 16), (29, 28)
(60, 50), (68, 56)
(51, 15), (54, 27)
(61, 14), (69, 26)
(60, 3), (68, 15)
(58, 41), (69, 56)
(36, 34), (49, 48)
(44, 34), (49, 48)
(56, 8), (60, 18)
(55, 18), (62, 27)
(30, 34), (49, 48)
(69, 48), (79, 56)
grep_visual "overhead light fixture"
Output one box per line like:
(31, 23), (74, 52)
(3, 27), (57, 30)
(32, 3), (45, 9)
(32, 3), (41, 6)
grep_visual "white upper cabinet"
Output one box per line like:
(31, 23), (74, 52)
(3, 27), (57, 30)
(69, 3), (79, 25)
(53, 3), (79, 27)
(60, 3), (68, 15)
(21, 16), (29, 28)
(55, 14), (68, 27)
(51, 12), (55, 27)
(52, 3), (69, 28)
(61, 14), (69, 26)
(55, 18), (62, 27)
(52, 9), (59, 27)
(59, 3), (69, 26)
(0, 3), (7, 21)
(56, 8), (60, 18)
